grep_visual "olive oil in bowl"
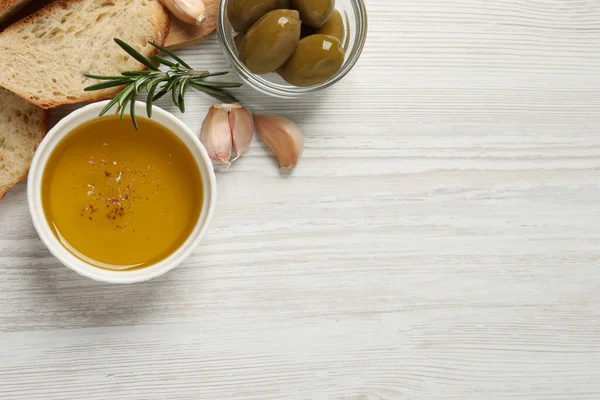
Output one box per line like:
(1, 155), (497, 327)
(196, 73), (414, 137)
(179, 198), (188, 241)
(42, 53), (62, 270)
(41, 115), (203, 271)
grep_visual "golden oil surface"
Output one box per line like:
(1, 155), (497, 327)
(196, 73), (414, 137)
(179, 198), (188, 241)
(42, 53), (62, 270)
(42, 115), (203, 270)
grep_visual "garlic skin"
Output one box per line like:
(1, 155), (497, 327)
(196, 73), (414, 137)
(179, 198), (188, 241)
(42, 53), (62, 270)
(229, 107), (254, 158)
(200, 106), (232, 163)
(160, 0), (206, 26)
(254, 115), (304, 169)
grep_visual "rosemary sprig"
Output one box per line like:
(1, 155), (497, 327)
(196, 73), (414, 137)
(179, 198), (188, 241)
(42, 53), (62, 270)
(84, 38), (242, 129)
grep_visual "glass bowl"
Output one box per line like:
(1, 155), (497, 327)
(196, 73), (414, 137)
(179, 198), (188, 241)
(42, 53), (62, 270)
(217, 0), (368, 98)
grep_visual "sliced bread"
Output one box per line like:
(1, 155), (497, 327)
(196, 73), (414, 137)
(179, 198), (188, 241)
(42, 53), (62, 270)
(0, 87), (47, 199)
(0, 0), (170, 109)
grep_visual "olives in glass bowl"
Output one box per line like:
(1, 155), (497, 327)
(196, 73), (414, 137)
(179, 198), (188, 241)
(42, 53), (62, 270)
(217, 0), (367, 98)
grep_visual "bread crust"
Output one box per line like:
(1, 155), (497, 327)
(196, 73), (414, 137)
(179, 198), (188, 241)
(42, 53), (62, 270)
(0, 107), (48, 200)
(0, 0), (170, 109)
(0, 0), (28, 21)
(0, 0), (19, 16)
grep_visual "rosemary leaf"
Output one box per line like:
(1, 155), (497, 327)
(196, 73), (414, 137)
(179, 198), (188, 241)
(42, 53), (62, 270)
(99, 95), (121, 117)
(146, 82), (159, 118)
(191, 70), (210, 78)
(179, 77), (190, 113)
(191, 80), (243, 89)
(134, 77), (149, 93)
(152, 85), (170, 101)
(145, 77), (164, 91)
(164, 76), (179, 93)
(122, 70), (152, 77)
(84, 79), (130, 91)
(188, 82), (238, 103)
(150, 55), (178, 68)
(84, 74), (129, 80)
(171, 80), (181, 110)
(114, 38), (159, 71)
(148, 41), (192, 69)
(130, 87), (139, 130)
(202, 71), (230, 78)
(118, 84), (135, 108)
(119, 93), (131, 122)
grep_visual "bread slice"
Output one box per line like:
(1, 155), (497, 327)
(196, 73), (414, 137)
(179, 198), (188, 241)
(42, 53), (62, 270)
(0, 0), (33, 24)
(0, 87), (47, 199)
(0, 0), (170, 109)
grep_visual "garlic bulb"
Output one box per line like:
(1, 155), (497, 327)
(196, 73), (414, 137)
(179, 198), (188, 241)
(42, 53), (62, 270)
(160, 0), (206, 26)
(200, 104), (254, 164)
(254, 115), (304, 169)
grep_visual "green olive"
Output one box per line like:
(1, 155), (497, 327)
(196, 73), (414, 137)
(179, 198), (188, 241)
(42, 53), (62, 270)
(234, 33), (244, 52)
(300, 23), (317, 38)
(291, 0), (334, 28)
(228, 0), (285, 32)
(317, 9), (344, 43)
(239, 10), (301, 74)
(278, 34), (345, 86)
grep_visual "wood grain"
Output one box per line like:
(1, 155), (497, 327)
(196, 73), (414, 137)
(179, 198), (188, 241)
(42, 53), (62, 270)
(164, 0), (219, 49)
(1, 0), (600, 398)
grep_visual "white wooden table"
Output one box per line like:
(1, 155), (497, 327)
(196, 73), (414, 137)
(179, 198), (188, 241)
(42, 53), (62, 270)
(1, 1), (600, 398)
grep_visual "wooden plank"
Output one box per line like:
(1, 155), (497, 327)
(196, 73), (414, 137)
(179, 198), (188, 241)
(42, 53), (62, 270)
(164, 0), (219, 49)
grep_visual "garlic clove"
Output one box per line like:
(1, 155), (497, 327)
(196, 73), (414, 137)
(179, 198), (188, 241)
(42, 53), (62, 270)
(229, 107), (254, 159)
(200, 106), (232, 163)
(160, 0), (206, 26)
(254, 115), (304, 169)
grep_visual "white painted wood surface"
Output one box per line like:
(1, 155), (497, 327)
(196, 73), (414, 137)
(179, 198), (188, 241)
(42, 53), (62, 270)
(1, 0), (600, 398)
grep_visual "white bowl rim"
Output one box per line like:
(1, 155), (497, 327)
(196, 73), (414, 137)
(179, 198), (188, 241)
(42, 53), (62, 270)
(27, 101), (217, 284)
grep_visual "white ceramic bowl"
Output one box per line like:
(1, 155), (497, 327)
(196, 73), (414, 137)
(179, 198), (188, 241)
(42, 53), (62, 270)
(27, 101), (217, 284)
